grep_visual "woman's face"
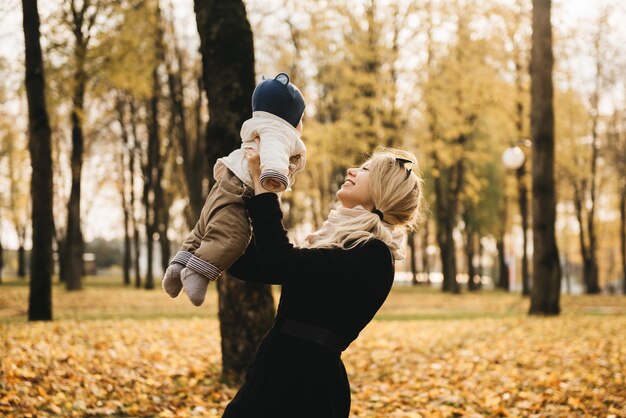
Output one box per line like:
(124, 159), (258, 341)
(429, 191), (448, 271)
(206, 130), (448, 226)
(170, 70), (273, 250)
(336, 163), (374, 210)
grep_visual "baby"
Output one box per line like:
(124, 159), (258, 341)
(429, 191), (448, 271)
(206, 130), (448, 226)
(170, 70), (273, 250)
(162, 73), (306, 306)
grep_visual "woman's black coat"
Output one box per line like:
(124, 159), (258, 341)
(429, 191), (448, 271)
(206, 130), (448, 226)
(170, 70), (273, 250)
(222, 193), (395, 418)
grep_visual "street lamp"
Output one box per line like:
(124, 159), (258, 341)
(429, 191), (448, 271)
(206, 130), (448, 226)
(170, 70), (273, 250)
(502, 139), (532, 296)
(502, 146), (525, 170)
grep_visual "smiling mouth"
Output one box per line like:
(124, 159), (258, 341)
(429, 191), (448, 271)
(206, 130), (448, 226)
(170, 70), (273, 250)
(345, 179), (355, 185)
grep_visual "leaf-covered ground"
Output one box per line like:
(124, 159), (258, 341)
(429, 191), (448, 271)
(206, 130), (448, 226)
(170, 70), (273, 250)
(1, 277), (625, 417)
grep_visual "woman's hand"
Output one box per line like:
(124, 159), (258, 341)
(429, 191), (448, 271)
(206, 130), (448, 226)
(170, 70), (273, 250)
(245, 140), (269, 195)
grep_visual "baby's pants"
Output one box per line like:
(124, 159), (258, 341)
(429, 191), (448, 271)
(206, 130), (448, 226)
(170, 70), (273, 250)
(178, 169), (253, 280)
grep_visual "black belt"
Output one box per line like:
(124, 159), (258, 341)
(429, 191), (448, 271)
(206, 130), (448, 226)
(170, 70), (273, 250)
(276, 319), (343, 354)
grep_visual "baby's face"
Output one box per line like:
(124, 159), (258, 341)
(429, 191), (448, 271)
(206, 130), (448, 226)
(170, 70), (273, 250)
(296, 118), (303, 134)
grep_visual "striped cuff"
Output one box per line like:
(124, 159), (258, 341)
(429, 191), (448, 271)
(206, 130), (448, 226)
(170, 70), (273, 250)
(186, 255), (221, 281)
(171, 251), (192, 266)
(260, 169), (289, 192)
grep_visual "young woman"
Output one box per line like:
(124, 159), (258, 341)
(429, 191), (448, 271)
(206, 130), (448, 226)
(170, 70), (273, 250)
(222, 147), (424, 418)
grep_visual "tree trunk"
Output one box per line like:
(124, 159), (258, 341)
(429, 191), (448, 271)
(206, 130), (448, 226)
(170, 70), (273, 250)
(434, 168), (460, 294)
(129, 100), (142, 288)
(117, 96), (132, 286)
(564, 256), (571, 294)
(421, 222), (430, 284)
(517, 162), (531, 295)
(498, 179), (510, 291)
(133, 221), (142, 288)
(573, 184), (600, 294)
(496, 238), (510, 291)
(437, 218), (458, 293)
(408, 230), (418, 285)
(477, 237), (483, 290)
(143, 90), (158, 290)
(122, 197), (131, 286)
(0, 218), (3, 283)
(582, 258), (599, 294)
(529, 0), (561, 315)
(123, 116), (133, 288)
(195, 0), (275, 382)
(142, 4), (169, 290)
(621, 188), (625, 295)
(586, 129), (600, 293)
(65, 53), (86, 291)
(143, 179), (154, 289)
(17, 244), (26, 278)
(166, 29), (205, 225)
(57, 235), (67, 282)
(217, 273), (276, 382)
(583, 17), (604, 295)
(466, 229), (479, 291)
(512, 16), (531, 297)
(156, 141), (171, 275)
(23, 0), (54, 321)
(154, 3), (171, 276)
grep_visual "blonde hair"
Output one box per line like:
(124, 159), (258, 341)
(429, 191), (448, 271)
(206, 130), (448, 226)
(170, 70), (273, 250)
(303, 147), (424, 251)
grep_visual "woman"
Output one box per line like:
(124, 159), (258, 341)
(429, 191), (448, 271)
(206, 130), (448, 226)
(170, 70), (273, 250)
(222, 147), (424, 418)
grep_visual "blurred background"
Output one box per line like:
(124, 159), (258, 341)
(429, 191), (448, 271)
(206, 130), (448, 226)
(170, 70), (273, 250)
(1, 0), (625, 295)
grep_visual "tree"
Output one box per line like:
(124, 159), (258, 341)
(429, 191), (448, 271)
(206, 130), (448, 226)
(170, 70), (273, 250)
(162, 4), (207, 227)
(0, 65), (28, 278)
(96, 0), (157, 288)
(0, 80), (4, 284)
(3, 125), (30, 278)
(59, 0), (116, 290)
(500, 0), (532, 296)
(529, 0), (561, 315)
(462, 161), (505, 291)
(194, 0), (275, 382)
(128, 100), (143, 287)
(606, 106), (626, 294)
(422, 0), (504, 293)
(23, 0), (54, 321)
(142, 1), (167, 291)
(424, 0), (468, 294)
(555, 86), (598, 294)
(116, 94), (132, 286)
(571, 7), (614, 294)
(0, 217), (3, 283)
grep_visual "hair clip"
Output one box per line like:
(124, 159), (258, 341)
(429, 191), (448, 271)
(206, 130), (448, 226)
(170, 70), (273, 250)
(395, 157), (414, 180)
(373, 209), (384, 221)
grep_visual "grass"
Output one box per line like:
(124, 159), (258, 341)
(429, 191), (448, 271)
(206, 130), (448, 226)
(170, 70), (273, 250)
(1, 274), (624, 323)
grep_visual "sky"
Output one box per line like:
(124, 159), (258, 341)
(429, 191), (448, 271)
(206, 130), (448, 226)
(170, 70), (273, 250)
(0, 0), (623, 249)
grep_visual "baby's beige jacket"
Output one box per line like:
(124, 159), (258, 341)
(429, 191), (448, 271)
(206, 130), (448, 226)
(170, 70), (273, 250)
(170, 114), (305, 280)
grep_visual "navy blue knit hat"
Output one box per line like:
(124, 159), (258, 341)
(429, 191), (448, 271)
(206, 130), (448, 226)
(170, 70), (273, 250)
(252, 73), (305, 128)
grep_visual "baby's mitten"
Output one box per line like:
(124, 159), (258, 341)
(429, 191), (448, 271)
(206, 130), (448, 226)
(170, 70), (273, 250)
(162, 263), (184, 298)
(162, 251), (193, 298)
(181, 267), (211, 307)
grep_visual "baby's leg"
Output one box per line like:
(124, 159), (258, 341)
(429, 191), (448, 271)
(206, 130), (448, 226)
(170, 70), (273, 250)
(179, 191), (218, 254)
(182, 170), (252, 306)
(163, 183), (221, 297)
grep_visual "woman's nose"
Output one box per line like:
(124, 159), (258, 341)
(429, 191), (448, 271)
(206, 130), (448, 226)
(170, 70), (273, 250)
(347, 168), (357, 176)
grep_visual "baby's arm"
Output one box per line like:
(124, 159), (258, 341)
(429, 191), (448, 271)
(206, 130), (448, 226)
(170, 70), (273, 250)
(259, 137), (290, 192)
(255, 122), (297, 193)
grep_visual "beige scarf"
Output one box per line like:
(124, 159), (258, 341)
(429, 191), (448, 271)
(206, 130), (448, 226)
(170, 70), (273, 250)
(305, 205), (406, 260)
